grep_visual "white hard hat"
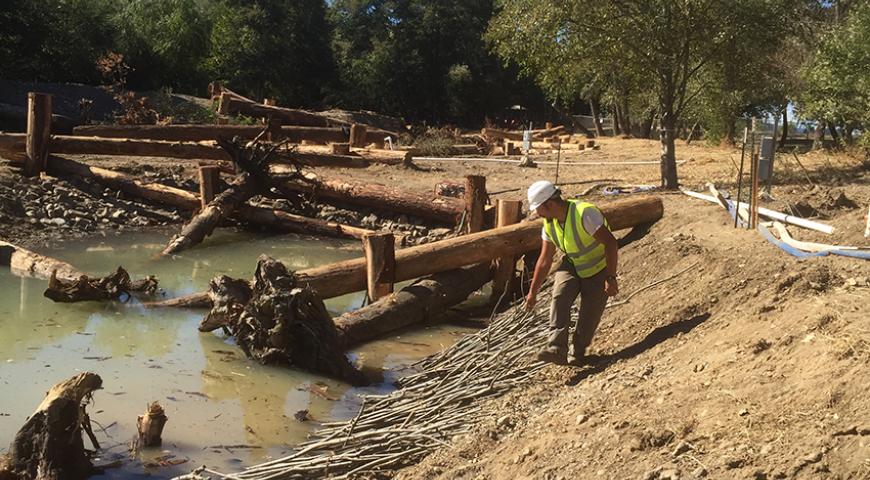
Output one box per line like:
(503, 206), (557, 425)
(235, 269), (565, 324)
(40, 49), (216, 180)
(527, 180), (557, 210)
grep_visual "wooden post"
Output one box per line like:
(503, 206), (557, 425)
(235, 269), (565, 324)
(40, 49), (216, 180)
(331, 142), (351, 155)
(586, 139), (596, 148)
(24, 92), (51, 177)
(263, 98), (277, 106)
(465, 175), (487, 234)
(136, 401), (168, 448)
(350, 124), (367, 148)
(198, 166), (220, 209)
(545, 122), (553, 130)
(490, 200), (522, 306)
(218, 92), (232, 115)
(363, 232), (395, 302)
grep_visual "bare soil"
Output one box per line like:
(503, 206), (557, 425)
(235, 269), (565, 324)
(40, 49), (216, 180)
(1, 136), (868, 479)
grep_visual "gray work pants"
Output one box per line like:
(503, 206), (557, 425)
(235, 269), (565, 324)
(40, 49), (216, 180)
(545, 258), (608, 356)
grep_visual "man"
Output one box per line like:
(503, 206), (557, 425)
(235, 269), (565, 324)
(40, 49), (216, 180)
(524, 180), (619, 366)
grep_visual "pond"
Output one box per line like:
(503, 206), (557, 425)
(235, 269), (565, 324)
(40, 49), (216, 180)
(0, 229), (474, 478)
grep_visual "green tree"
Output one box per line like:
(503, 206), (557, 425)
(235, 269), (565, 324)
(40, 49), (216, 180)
(0, 0), (117, 83)
(489, 0), (794, 188)
(205, 0), (337, 107)
(799, 1), (870, 147)
(112, 0), (211, 93)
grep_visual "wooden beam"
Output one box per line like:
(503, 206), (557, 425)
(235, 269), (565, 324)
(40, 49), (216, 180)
(24, 92), (52, 177)
(150, 196), (664, 308)
(490, 199), (522, 305)
(198, 166), (221, 209)
(464, 175), (487, 233)
(363, 232), (395, 302)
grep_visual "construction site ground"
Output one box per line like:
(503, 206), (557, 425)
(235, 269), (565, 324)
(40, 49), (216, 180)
(1, 136), (868, 479)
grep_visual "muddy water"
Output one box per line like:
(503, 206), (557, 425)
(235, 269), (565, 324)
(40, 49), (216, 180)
(0, 230), (474, 478)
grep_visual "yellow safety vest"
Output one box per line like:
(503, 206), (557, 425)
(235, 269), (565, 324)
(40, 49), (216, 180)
(544, 200), (609, 278)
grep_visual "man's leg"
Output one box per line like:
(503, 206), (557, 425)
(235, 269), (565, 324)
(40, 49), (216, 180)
(570, 269), (608, 363)
(540, 259), (580, 363)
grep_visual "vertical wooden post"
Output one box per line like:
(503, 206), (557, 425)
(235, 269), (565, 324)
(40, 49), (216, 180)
(545, 121), (553, 130)
(464, 175), (487, 233)
(218, 92), (232, 115)
(331, 142), (351, 155)
(363, 232), (395, 302)
(350, 124), (367, 148)
(136, 402), (167, 448)
(490, 199), (522, 306)
(263, 98), (277, 106)
(24, 92), (52, 177)
(198, 166), (220, 209)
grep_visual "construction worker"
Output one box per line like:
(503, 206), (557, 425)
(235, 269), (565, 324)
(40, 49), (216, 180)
(524, 180), (619, 366)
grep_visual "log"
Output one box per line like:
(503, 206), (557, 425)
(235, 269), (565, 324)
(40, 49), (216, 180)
(275, 175), (464, 225)
(136, 402), (168, 448)
(150, 196), (664, 308)
(331, 142), (351, 155)
(464, 175), (487, 233)
(236, 206), (374, 239)
(162, 174), (257, 256)
(0, 241), (83, 281)
(44, 266), (159, 303)
(24, 92), (52, 177)
(222, 95), (342, 127)
(363, 232), (395, 301)
(1, 372), (103, 480)
(334, 263), (492, 349)
(482, 125), (567, 142)
(71, 124), (392, 145)
(51, 135), (228, 160)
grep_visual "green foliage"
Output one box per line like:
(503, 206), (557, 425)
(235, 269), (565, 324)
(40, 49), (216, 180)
(799, 1), (870, 129)
(112, 0), (211, 93)
(409, 127), (461, 157)
(0, 0), (117, 83)
(205, 0), (337, 107)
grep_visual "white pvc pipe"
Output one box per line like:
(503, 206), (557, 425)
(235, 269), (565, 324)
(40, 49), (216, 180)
(412, 156), (684, 166)
(682, 190), (835, 234)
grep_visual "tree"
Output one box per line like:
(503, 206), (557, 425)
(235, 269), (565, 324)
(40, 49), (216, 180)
(112, 0), (211, 93)
(799, 1), (870, 147)
(489, 0), (794, 188)
(205, 0), (337, 108)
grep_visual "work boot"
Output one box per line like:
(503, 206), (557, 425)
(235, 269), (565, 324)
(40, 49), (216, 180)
(536, 348), (567, 365)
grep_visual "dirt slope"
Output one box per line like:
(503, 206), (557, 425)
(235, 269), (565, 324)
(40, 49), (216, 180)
(396, 192), (870, 480)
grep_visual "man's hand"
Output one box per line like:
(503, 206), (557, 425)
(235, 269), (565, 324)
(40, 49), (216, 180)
(604, 276), (619, 297)
(524, 292), (537, 311)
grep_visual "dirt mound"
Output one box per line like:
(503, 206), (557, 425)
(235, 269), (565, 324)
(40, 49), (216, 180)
(396, 194), (870, 480)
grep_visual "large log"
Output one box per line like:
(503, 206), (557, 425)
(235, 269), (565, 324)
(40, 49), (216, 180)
(150, 196), (664, 308)
(276, 175), (464, 224)
(71, 124), (393, 145)
(482, 125), (567, 142)
(222, 95), (340, 128)
(334, 263), (492, 348)
(0, 241), (83, 281)
(236, 205), (374, 239)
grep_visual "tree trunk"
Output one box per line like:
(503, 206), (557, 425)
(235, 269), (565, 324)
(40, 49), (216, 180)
(147, 196), (664, 308)
(779, 108), (788, 146)
(720, 118), (737, 147)
(659, 113), (680, 189)
(612, 103), (622, 136)
(3, 373), (103, 480)
(828, 121), (841, 147)
(161, 174), (258, 256)
(641, 109), (656, 139)
(334, 263), (492, 349)
(620, 97), (633, 137)
(1, 240), (83, 281)
(843, 122), (854, 145)
(812, 121), (826, 150)
(589, 99), (605, 137)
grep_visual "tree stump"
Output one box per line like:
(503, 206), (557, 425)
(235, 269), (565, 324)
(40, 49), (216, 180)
(203, 256), (368, 385)
(136, 402), (167, 448)
(1, 373), (103, 480)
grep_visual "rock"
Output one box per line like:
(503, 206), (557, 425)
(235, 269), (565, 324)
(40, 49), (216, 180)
(575, 414), (589, 425)
(691, 467), (707, 478)
(671, 440), (691, 457)
(724, 457), (745, 469)
(496, 415), (515, 430)
(48, 217), (66, 226)
(659, 468), (681, 480)
(430, 227), (453, 237)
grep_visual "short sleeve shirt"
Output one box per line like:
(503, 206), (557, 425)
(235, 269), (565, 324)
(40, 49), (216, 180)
(541, 206), (605, 242)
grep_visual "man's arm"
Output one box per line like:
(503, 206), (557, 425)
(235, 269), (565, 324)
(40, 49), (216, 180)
(524, 240), (556, 310)
(593, 227), (619, 296)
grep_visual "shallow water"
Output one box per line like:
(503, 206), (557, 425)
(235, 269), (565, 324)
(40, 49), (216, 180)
(0, 230), (473, 478)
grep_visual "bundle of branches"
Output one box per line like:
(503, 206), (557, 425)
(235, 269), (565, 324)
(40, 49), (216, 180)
(200, 255), (368, 386)
(161, 130), (307, 256)
(184, 286), (553, 480)
(1, 372), (103, 480)
(44, 267), (159, 303)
